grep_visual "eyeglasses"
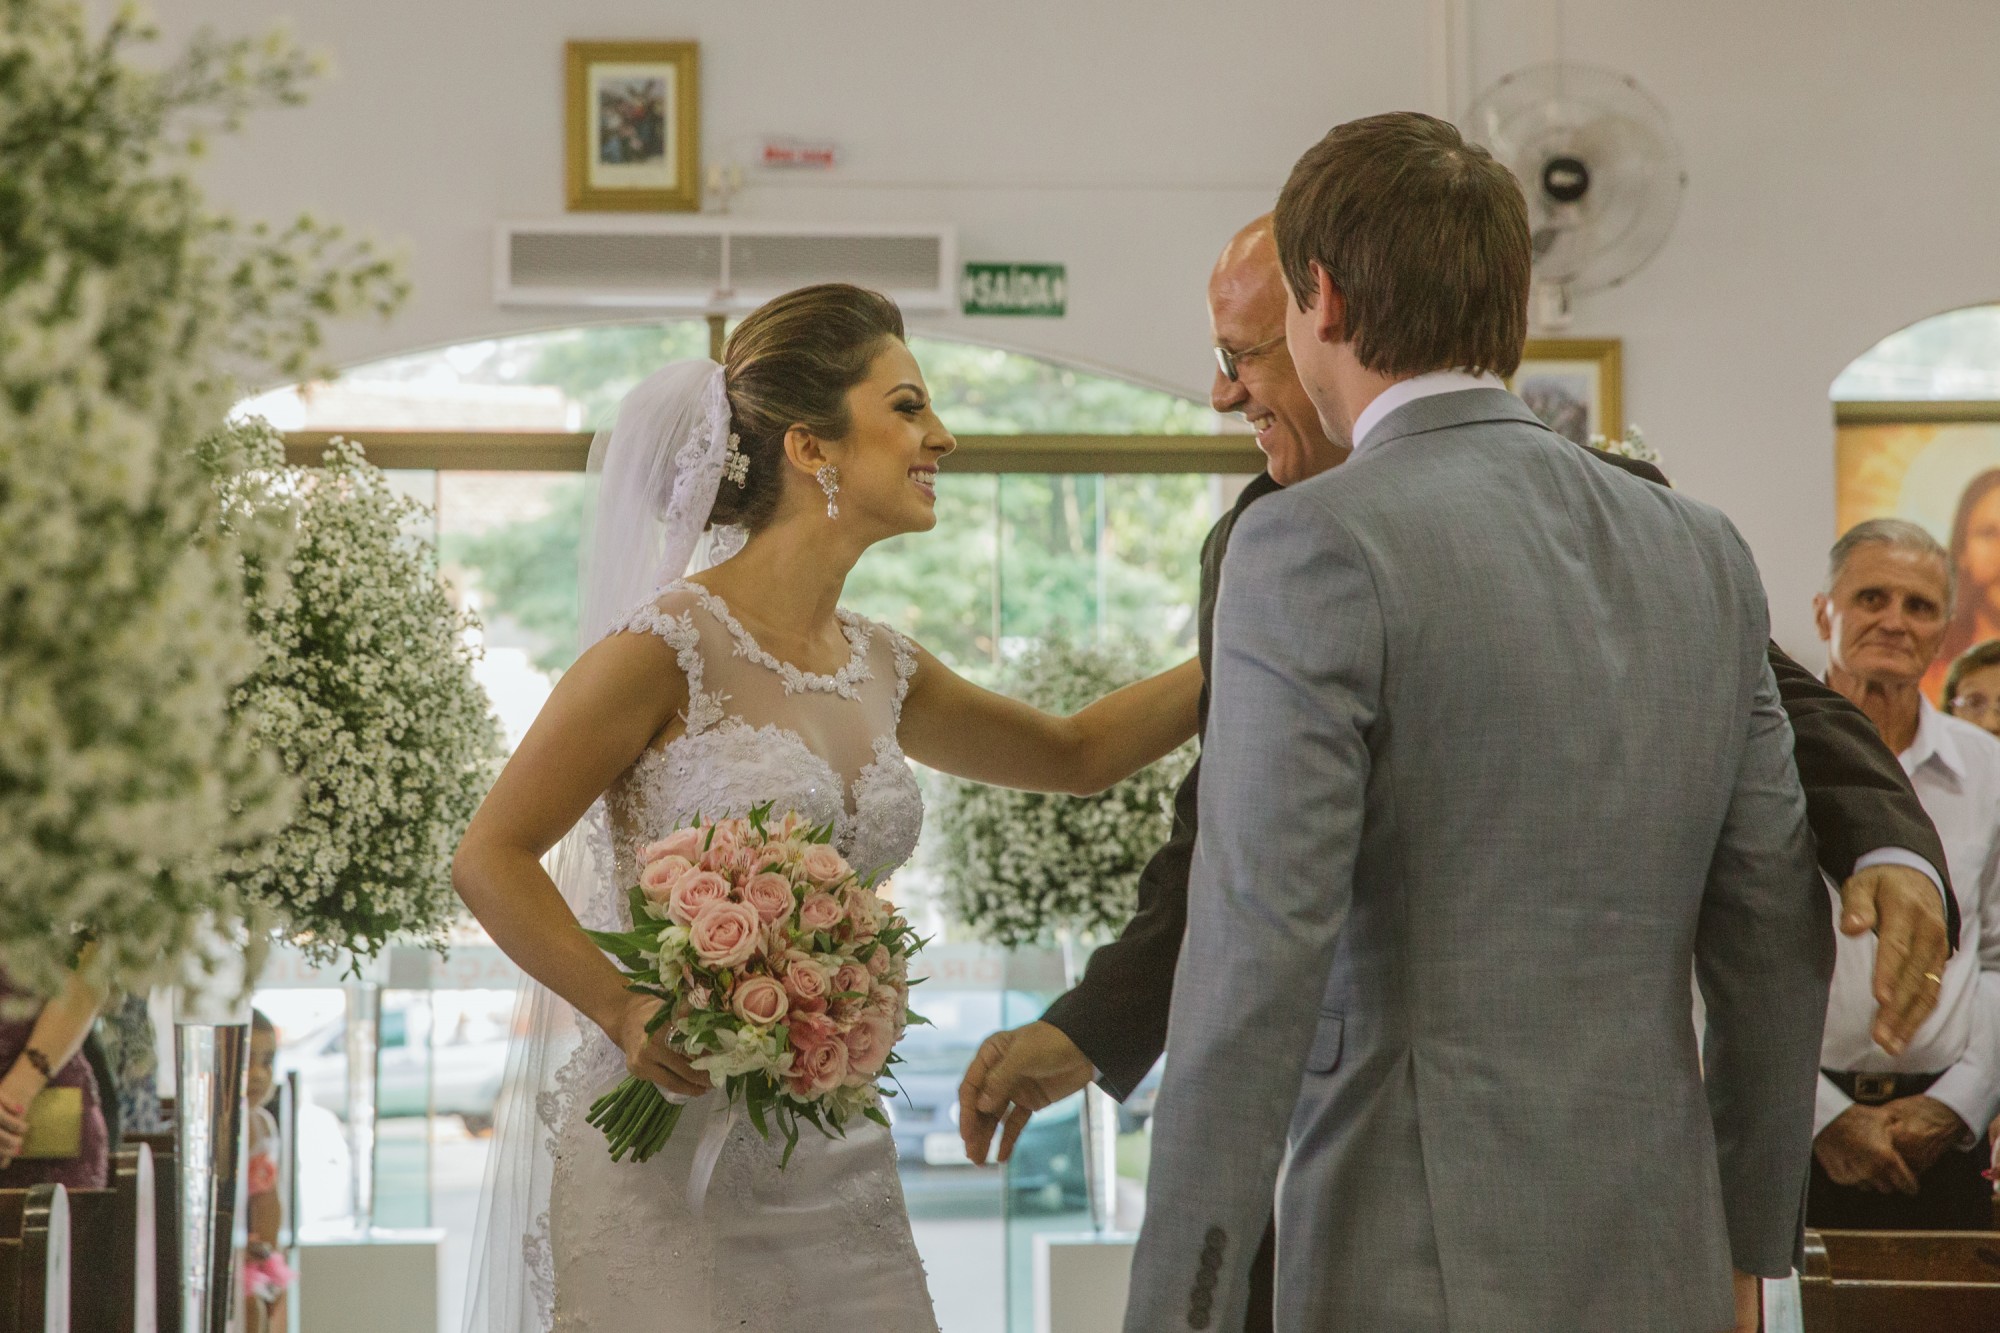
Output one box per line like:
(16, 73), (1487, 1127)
(1949, 693), (2000, 720)
(1214, 334), (1286, 382)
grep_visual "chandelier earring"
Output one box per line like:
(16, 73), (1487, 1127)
(816, 464), (841, 519)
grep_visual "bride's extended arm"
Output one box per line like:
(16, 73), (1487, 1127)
(452, 631), (709, 1096)
(898, 644), (1201, 795)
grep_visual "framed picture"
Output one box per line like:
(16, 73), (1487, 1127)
(1835, 405), (2000, 703)
(1511, 338), (1623, 446)
(566, 41), (700, 212)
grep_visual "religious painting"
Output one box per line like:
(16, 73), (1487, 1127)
(1511, 338), (1622, 446)
(1835, 411), (2000, 703)
(566, 41), (700, 212)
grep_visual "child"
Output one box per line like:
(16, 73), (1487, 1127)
(243, 1010), (294, 1331)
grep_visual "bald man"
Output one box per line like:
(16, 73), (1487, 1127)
(957, 217), (1347, 1331)
(958, 217), (1955, 1333)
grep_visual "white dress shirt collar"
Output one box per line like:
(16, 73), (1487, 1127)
(1350, 370), (1508, 456)
(1901, 697), (1967, 785)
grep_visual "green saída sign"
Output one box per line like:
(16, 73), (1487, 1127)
(960, 262), (1067, 317)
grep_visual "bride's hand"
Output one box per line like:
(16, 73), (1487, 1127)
(614, 994), (711, 1099)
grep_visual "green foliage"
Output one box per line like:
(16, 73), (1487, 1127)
(441, 478), (586, 674)
(0, 0), (402, 990)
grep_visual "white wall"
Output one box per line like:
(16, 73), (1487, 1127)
(162, 0), (2000, 652)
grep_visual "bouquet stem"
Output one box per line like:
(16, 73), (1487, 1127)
(586, 1077), (686, 1163)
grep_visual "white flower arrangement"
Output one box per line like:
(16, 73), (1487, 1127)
(936, 637), (1194, 950)
(1590, 424), (1662, 466)
(212, 423), (502, 965)
(0, 3), (401, 991)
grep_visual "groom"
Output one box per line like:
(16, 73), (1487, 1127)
(1125, 112), (1825, 1333)
(964, 189), (1957, 1333)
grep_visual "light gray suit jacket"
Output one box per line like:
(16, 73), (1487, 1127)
(1124, 389), (1833, 1333)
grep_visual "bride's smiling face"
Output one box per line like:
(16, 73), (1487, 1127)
(818, 340), (956, 538)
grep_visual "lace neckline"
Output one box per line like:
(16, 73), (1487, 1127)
(672, 579), (874, 698)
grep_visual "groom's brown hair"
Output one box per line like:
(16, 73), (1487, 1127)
(1275, 112), (1530, 378)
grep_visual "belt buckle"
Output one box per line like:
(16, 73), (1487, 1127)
(1852, 1072), (1899, 1104)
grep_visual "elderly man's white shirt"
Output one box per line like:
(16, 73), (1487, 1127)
(1815, 699), (2000, 1141)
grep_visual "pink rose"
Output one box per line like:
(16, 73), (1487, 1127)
(689, 899), (762, 970)
(786, 1015), (851, 1097)
(842, 1012), (896, 1078)
(701, 818), (752, 866)
(742, 873), (795, 925)
(644, 827), (703, 865)
(865, 946), (893, 978)
(639, 854), (694, 903)
(731, 975), (789, 1027)
(866, 980), (905, 1018)
(781, 957), (831, 1012)
(833, 963), (871, 998)
(668, 870), (734, 927)
(798, 844), (849, 888)
(799, 892), (845, 933)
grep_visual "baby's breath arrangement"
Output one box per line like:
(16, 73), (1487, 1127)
(937, 637), (1193, 950)
(213, 422), (503, 966)
(0, 1), (402, 991)
(1590, 424), (1662, 466)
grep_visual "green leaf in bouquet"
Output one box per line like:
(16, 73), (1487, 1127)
(863, 1105), (891, 1130)
(746, 1089), (770, 1141)
(779, 1115), (801, 1168)
(644, 1005), (675, 1035)
(628, 885), (649, 923)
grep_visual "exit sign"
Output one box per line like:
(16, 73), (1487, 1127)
(961, 263), (1067, 317)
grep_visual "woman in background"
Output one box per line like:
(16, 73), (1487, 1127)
(0, 950), (109, 1189)
(1941, 639), (2000, 740)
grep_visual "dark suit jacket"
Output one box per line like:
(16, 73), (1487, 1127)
(1042, 453), (1956, 1101)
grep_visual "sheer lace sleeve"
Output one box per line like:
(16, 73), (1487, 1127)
(610, 592), (727, 735)
(883, 626), (919, 727)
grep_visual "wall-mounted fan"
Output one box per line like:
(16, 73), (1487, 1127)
(1464, 62), (1687, 328)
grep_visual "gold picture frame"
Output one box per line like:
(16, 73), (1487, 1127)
(565, 41), (700, 212)
(1511, 338), (1623, 446)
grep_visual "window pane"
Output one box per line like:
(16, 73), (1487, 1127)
(1834, 304), (2000, 400)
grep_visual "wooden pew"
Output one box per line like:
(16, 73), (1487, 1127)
(1801, 1228), (2000, 1330)
(64, 1146), (157, 1333)
(124, 1134), (179, 1333)
(0, 1183), (70, 1333)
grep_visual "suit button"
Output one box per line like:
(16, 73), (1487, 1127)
(1188, 1294), (1213, 1330)
(1204, 1226), (1227, 1250)
(1194, 1268), (1218, 1293)
(1199, 1249), (1221, 1273)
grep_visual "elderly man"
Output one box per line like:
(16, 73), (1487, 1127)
(958, 217), (1958, 1330)
(1809, 519), (2000, 1229)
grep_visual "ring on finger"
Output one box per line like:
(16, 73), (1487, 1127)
(1923, 971), (1944, 986)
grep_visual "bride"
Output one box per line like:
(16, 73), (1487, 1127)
(453, 283), (1200, 1332)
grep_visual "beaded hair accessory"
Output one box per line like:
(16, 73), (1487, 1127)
(722, 432), (750, 488)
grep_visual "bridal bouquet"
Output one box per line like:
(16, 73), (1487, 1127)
(583, 805), (926, 1165)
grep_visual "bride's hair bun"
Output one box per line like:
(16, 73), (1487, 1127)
(713, 284), (906, 532)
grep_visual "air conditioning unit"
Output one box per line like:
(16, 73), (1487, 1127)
(493, 218), (957, 312)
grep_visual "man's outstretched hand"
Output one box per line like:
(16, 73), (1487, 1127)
(958, 1021), (1097, 1166)
(1840, 863), (1951, 1055)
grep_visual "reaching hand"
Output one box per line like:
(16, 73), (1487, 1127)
(614, 994), (710, 1100)
(0, 1096), (25, 1171)
(1814, 1103), (1921, 1194)
(1883, 1094), (1967, 1178)
(1838, 864), (1951, 1055)
(957, 1022), (1096, 1166)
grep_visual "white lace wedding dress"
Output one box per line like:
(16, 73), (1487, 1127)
(533, 580), (938, 1331)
